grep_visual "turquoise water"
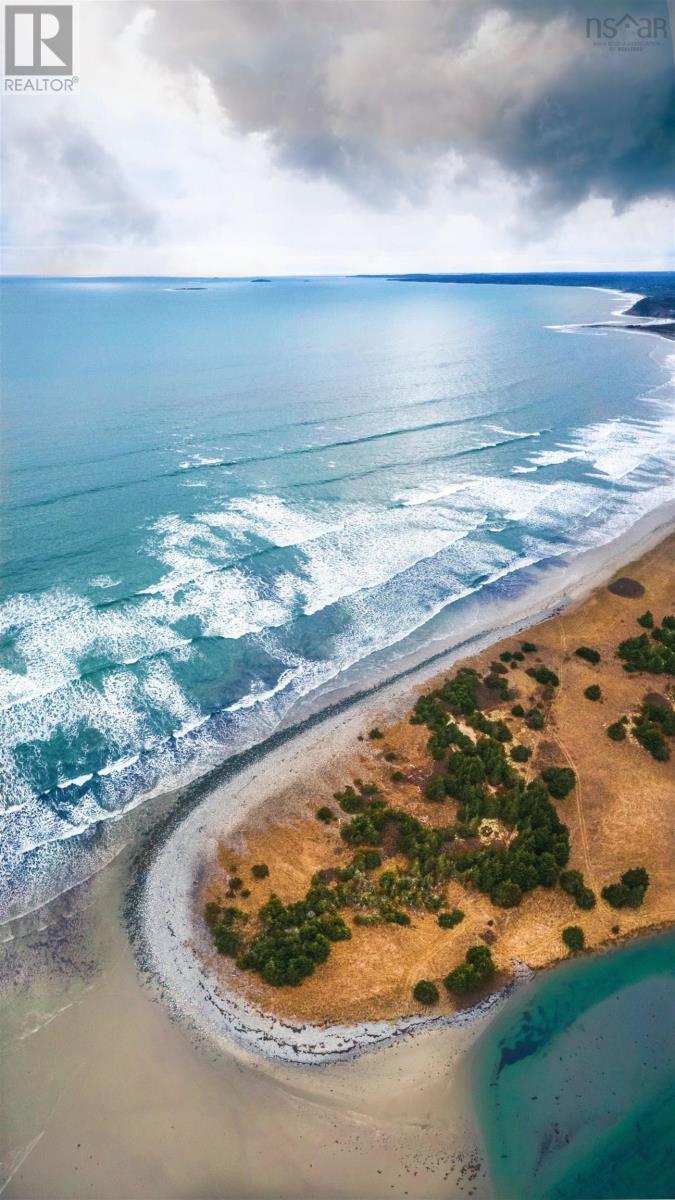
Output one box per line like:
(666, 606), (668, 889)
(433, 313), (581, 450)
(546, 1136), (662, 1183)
(1, 277), (674, 919)
(473, 931), (675, 1199)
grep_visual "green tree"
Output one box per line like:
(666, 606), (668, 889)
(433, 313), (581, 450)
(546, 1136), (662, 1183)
(413, 980), (439, 1004)
(510, 744), (531, 762)
(562, 925), (585, 952)
(438, 908), (465, 929)
(541, 766), (576, 799)
(601, 867), (650, 909)
(575, 646), (601, 665)
(444, 944), (495, 995)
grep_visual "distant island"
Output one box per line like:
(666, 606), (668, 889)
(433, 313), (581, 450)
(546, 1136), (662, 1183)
(198, 537), (675, 1026)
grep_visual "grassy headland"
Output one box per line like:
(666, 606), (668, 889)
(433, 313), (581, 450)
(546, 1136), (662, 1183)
(199, 534), (675, 1025)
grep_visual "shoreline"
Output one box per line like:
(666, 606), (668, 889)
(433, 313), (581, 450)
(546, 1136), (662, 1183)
(138, 502), (675, 1065)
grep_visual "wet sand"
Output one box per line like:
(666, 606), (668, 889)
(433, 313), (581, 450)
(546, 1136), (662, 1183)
(1, 854), (489, 1198)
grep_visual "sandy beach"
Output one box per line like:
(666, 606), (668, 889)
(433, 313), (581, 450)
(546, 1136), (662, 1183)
(2, 505), (673, 1199)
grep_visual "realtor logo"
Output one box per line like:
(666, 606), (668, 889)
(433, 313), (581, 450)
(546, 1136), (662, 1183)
(4, 5), (73, 74)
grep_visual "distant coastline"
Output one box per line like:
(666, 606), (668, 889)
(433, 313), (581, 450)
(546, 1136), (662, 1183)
(373, 272), (675, 342)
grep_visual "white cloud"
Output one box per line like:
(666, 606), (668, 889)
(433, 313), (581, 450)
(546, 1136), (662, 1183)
(1, 1), (673, 275)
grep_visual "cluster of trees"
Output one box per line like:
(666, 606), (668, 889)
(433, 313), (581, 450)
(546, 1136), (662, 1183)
(468, 711), (512, 742)
(444, 944), (495, 995)
(560, 869), (596, 909)
(453, 776), (570, 907)
(204, 902), (247, 957)
(632, 700), (674, 761)
(237, 887), (351, 986)
(500, 649), (525, 664)
(601, 867), (650, 909)
(403, 670), (572, 908)
(483, 668), (510, 702)
(618, 614), (675, 675)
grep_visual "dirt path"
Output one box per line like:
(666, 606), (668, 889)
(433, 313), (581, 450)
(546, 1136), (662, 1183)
(556, 622), (597, 891)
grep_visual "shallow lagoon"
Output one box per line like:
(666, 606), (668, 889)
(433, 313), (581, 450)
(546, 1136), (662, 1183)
(472, 930), (675, 1199)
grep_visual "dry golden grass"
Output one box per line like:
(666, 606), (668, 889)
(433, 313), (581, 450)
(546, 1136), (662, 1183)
(202, 534), (675, 1023)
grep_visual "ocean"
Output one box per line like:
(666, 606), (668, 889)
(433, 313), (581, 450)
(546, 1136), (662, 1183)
(472, 929), (675, 1199)
(1, 276), (674, 921)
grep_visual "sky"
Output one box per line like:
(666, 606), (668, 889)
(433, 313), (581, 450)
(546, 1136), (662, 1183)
(2, 0), (674, 276)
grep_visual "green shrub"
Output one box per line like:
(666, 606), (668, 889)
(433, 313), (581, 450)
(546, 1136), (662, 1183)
(391, 770), (404, 782)
(512, 651), (525, 662)
(204, 901), (222, 929)
(541, 766), (576, 799)
(500, 652), (513, 662)
(444, 944), (495, 995)
(369, 727), (384, 739)
(213, 926), (242, 956)
(617, 616), (675, 676)
(562, 925), (585, 952)
(334, 786), (365, 814)
(438, 908), (465, 929)
(601, 867), (650, 909)
(251, 863), (269, 880)
(584, 685), (602, 701)
(510, 744), (531, 762)
(387, 909), (411, 926)
(425, 775), (447, 802)
(526, 666), (560, 688)
(316, 806), (335, 823)
(526, 708), (545, 731)
(559, 869), (596, 910)
(491, 879), (522, 907)
(521, 642), (537, 653)
(511, 704), (525, 717)
(607, 721), (626, 742)
(340, 812), (384, 846)
(413, 980), (439, 1005)
(358, 849), (382, 871)
(637, 611), (654, 629)
(384, 751), (397, 762)
(575, 646), (600, 665)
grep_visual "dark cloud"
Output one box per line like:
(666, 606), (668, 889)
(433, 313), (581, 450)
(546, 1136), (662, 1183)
(146, 0), (674, 211)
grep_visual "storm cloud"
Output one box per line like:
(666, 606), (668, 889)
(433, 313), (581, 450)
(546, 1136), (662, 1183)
(146, 0), (675, 212)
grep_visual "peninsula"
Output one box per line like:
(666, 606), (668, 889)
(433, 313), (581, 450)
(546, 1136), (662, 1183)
(198, 535), (675, 1027)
